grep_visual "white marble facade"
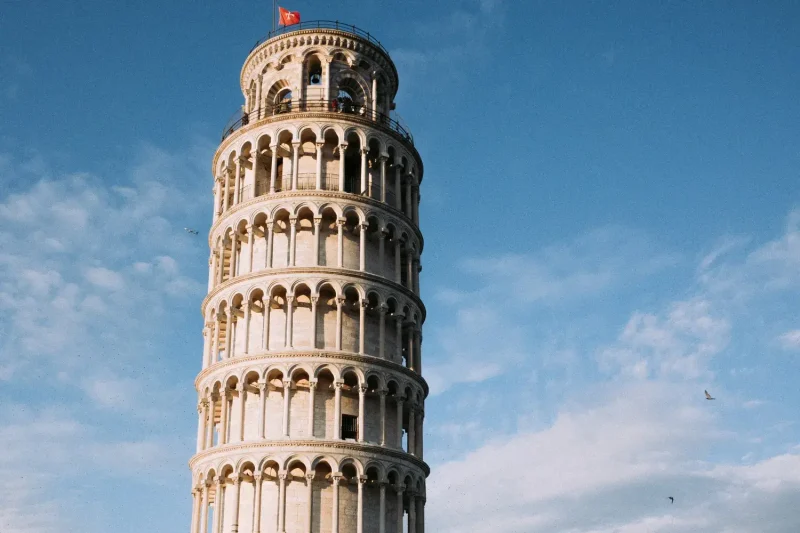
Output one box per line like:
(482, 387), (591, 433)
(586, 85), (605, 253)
(189, 23), (427, 533)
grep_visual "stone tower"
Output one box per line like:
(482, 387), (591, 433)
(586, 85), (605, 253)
(189, 22), (427, 533)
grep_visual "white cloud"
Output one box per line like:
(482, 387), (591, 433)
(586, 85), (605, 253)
(598, 299), (730, 380)
(427, 381), (800, 533)
(778, 330), (800, 350)
(85, 266), (125, 290)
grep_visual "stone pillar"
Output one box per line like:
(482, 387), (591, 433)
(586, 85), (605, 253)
(258, 382), (267, 439)
(224, 314), (234, 360)
(217, 240), (225, 285)
(285, 295), (294, 349)
(360, 148), (368, 194)
(214, 178), (222, 221)
(246, 224), (255, 274)
(255, 75), (262, 118)
(222, 169), (230, 212)
(200, 483), (210, 533)
(378, 305), (387, 359)
(395, 314), (404, 364)
(394, 167), (402, 211)
(407, 325), (415, 370)
(334, 381), (343, 439)
(230, 476), (242, 533)
(315, 142), (324, 189)
(305, 473), (315, 533)
(338, 143), (347, 192)
(269, 145), (278, 193)
(266, 222), (275, 268)
(408, 406), (416, 455)
(310, 296), (318, 348)
(278, 472), (287, 533)
(242, 303), (251, 355)
(219, 389), (230, 445)
(206, 394), (216, 448)
(379, 390), (387, 446)
(379, 155), (387, 203)
(378, 228), (387, 276)
(233, 157), (242, 205)
(405, 176), (413, 219)
(313, 217), (322, 266)
(358, 299), (367, 355)
(358, 385), (367, 443)
(395, 397), (404, 449)
(208, 314), (220, 366)
(372, 75), (378, 120)
(335, 297), (344, 351)
(307, 381), (317, 437)
(331, 474), (343, 533)
(406, 252), (414, 292)
(196, 400), (207, 452)
(336, 219), (345, 268)
(408, 493), (417, 533)
(291, 142), (300, 190)
(252, 474), (263, 533)
(359, 222), (368, 271)
(394, 240), (402, 284)
(289, 217), (298, 267)
(378, 483), (386, 533)
(262, 297), (271, 351)
(416, 328), (423, 374)
(417, 410), (424, 459)
(282, 379), (291, 437)
(395, 485), (405, 533)
(212, 477), (224, 533)
(236, 383), (246, 443)
(251, 149), (259, 198)
(357, 475), (366, 533)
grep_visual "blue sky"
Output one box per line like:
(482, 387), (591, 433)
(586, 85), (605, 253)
(1, 1), (799, 531)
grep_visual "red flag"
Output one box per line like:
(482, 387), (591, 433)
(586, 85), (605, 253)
(279, 7), (301, 26)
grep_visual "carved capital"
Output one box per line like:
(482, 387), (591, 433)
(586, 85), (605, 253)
(358, 475), (368, 484)
(278, 472), (288, 481)
(308, 380), (318, 390)
(331, 473), (343, 485)
(358, 384), (368, 395)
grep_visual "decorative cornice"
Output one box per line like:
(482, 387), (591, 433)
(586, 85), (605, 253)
(194, 350), (429, 397)
(200, 267), (426, 322)
(189, 439), (430, 476)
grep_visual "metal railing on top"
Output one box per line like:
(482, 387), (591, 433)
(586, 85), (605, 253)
(221, 99), (414, 145)
(249, 20), (391, 56)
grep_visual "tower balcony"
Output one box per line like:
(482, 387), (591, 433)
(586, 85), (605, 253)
(221, 98), (415, 149)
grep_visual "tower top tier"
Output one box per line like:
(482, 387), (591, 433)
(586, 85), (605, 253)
(240, 21), (399, 104)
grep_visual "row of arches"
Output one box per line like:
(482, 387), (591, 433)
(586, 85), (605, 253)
(213, 123), (420, 226)
(190, 455), (425, 533)
(196, 364), (425, 458)
(203, 281), (423, 374)
(209, 203), (421, 295)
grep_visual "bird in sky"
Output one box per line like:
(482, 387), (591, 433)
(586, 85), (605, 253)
(668, 496), (674, 504)
(184, 228), (199, 235)
(705, 390), (715, 400)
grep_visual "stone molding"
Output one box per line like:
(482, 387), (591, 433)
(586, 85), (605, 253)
(193, 349), (429, 397)
(201, 266), (426, 321)
(189, 439), (430, 476)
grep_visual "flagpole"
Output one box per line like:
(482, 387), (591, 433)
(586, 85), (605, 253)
(272, 0), (276, 31)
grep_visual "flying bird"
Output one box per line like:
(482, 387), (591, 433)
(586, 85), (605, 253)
(184, 228), (199, 235)
(668, 496), (674, 504)
(705, 390), (715, 400)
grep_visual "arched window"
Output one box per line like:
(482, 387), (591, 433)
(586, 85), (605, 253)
(277, 89), (292, 113)
(307, 57), (322, 86)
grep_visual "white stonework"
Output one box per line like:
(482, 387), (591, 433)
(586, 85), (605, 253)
(189, 22), (427, 533)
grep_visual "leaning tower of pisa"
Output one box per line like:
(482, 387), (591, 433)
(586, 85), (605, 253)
(189, 22), (427, 533)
